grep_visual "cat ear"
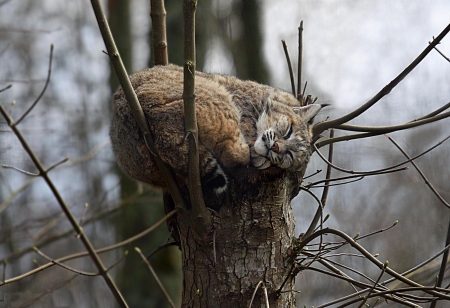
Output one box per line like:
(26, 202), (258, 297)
(293, 104), (324, 123)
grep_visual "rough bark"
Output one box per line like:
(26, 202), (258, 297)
(177, 167), (305, 308)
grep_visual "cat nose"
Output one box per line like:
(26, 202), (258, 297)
(271, 142), (280, 153)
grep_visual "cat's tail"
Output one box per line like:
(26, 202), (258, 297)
(202, 157), (228, 196)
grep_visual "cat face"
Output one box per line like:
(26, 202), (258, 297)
(252, 103), (322, 171)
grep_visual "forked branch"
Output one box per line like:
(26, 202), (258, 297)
(298, 228), (450, 301)
(312, 22), (450, 140)
(0, 48), (128, 307)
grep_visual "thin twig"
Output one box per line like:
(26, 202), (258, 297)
(307, 175), (364, 188)
(15, 45), (53, 126)
(305, 267), (418, 307)
(314, 143), (408, 175)
(357, 261), (388, 308)
(146, 242), (179, 260)
(302, 130), (334, 242)
(297, 20), (303, 103)
(77, 203), (89, 232)
(357, 220), (398, 241)
(299, 228), (450, 300)
(0, 208), (179, 287)
(0, 72), (128, 308)
(316, 133), (450, 174)
(303, 169), (322, 180)
(45, 157), (69, 173)
(34, 247), (97, 276)
(0, 84), (12, 92)
(317, 245), (450, 307)
(320, 128), (334, 207)
(262, 283), (270, 308)
(312, 22), (450, 139)
(1, 164), (39, 176)
(300, 187), (323, 241)
(135, 247), (176, 308)
(430, 40), (450, 62)
(281, 39), (296, 97)
(386, 134), (450, 209)
(430, 219), (450, 308)
(249, 281), (264, 308)
(335, 110), (450, 133)
(413, 101), (450, 121)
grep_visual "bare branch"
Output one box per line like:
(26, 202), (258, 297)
(303, 169), (322, 180)
(0, 103), (128, 307)
(431, 220), (450, 308)
(34, 247), (97, 276)
(335, 110), (450, 133)
(383, 135), (450, 306)
(150, 0), (168, 65)
(281, 39), (296, 96)
(90, 0), (187, 210)
(357, 261), (388, 308)
(386, 135), (450, 209)
(299, 228), (450, 300)
(0, 84), (12, 92)
(320, 128), (334, 207)
(15, 44), (53, 126)
(1, 164), (39, 176)
(317, 134), (450, 178)
(135, 247), (176, 308)
(430, 40), (450, 62)
(306, 267), (419, 307)
(300, 187), (324, 241)
(297, 20), (304, 103)
(0, 141), (109, 214)
(45, 157), (69, 173)
(0, 209), (180, 286)
(414, 101), (450, 121)
(317, 242), (450, 308)
(302, 130), (334, 241)
(183, 0), (212, 242)
(314, 143), (408, 175)
(248, 280), (269, 308)
(312, 22), (450, 139)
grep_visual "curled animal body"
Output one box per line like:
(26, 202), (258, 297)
(110, 64), (324, 195)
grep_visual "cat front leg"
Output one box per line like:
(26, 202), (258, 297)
(218, 136), (250, 169)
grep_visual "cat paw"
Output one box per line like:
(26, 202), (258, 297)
(252, 156), (271, 169)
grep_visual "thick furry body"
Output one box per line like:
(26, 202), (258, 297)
(110, 65), (321, 193)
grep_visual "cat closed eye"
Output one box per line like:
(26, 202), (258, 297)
(284, 125), (293, 139)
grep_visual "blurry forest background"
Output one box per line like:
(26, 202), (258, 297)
(1, 0), (450, 307)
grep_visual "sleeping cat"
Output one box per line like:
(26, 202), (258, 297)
(110, 64), (324, 195)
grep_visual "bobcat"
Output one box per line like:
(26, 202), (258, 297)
(110, 65), (323, 195)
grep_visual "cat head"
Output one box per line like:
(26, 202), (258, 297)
(252, 97), (323, 171)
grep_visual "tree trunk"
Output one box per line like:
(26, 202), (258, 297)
(178, 167), (305, 307)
